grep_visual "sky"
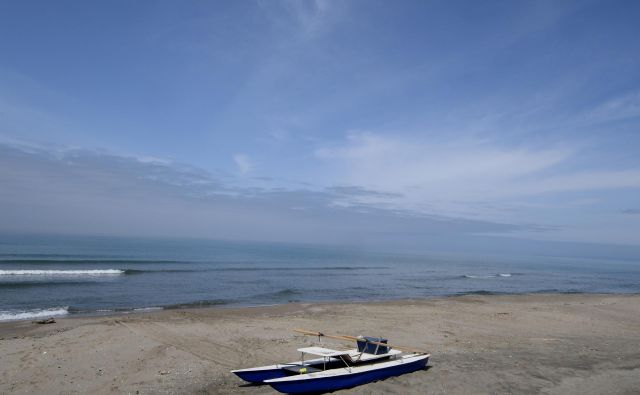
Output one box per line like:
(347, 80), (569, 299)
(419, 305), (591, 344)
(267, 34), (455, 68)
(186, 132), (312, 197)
(1, 0), (640, 255)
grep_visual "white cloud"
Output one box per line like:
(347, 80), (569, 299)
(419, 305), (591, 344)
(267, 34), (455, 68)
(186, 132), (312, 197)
(258, 0), (339, 38)
(285, 0), (333, 36)
(586, 91), (640, 124)
(135, 155), (173, 166)
(315, 132), (640, 219)
(0, 141), (529, 245)
(233, 153), (252, 174)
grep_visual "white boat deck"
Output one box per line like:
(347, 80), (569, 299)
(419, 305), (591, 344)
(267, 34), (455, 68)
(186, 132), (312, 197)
(298, 346), (403, 361)
(297, 347), (352, 357)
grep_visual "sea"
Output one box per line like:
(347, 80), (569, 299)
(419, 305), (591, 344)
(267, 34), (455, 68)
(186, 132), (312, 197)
(1, 234), (639, 321)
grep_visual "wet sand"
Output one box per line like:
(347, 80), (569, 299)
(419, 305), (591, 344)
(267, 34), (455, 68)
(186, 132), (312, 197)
(1, 294), (640, 394)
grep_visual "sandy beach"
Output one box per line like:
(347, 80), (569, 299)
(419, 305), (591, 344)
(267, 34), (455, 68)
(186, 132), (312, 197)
(1, 294), (639, 394)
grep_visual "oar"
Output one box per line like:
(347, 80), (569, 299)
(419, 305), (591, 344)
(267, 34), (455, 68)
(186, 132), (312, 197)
(293, 328), (359, 343)
(293, 328), (428, 355)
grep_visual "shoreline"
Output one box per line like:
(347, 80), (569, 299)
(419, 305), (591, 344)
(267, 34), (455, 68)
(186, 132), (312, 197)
(4, 290), (640, 326)
(2, 293), (640, 394)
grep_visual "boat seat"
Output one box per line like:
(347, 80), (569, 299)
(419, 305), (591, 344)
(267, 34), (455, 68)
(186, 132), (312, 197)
(282, 365), (322, 374)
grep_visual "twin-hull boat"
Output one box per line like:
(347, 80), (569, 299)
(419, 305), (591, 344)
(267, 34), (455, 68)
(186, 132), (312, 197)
(231, 347), (403, 384)
(231, 330), (430, 394)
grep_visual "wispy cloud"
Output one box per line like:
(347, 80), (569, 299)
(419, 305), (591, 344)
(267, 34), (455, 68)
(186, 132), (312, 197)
(622, 209), (640, 215)
(271, 0), (337, 38)
(233, 153), (252, 174)
(315, 131), (640, 222)
(586, 91), (640, 124)
(0, 141), (531, 244)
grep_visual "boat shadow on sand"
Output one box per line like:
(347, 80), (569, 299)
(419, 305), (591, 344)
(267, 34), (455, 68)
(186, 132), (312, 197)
(236, 365), (431, 394)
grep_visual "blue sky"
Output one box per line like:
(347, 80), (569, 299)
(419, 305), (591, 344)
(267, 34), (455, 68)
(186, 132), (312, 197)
(1, 1), (640, 252)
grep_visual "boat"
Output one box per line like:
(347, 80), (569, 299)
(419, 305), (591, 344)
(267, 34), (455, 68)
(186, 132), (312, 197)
(231, 346), (403, 383)
(231, 329), (430, 393)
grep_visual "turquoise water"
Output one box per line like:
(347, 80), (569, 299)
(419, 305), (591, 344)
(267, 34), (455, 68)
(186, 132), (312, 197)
(1, 234), (639, 321)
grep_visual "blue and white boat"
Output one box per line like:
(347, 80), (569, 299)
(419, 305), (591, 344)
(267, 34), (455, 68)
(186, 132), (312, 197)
(231, 346), (403, 383)
(231, 329), (430, 393)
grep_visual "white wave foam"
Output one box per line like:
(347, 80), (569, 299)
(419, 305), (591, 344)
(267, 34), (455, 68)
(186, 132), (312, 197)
(0, 269), (124, 276)
(0, 307), (69, 322)
(133, 307), (163, 312)
(464, 273), (513, 279)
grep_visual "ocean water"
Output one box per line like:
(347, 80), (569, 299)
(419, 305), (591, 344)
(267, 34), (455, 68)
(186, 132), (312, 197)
(1, 234), (639, 321)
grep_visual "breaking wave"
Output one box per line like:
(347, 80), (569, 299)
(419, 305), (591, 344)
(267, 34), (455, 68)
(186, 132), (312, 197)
(463, 273), (514, 279)
(0, 307), (69, 322)
(0, 257), (185, 264)
(0, 269), (124, 276)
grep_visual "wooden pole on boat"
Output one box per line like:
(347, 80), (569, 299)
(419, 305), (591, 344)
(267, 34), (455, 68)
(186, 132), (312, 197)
(293, 328), (357, 342)
(292, 328), (428, 355)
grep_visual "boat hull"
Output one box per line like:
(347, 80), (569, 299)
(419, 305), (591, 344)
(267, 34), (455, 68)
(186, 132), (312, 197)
(232, 367), (288, 383)
(232, 358), (329, 383)
(266, 355), (428, 394)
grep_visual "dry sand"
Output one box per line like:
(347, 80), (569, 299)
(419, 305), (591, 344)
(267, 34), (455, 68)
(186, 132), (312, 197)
(1, 294), (640, 394)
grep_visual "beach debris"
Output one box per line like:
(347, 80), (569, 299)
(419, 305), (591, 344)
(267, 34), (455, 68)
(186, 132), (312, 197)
(35, 317), (56, 324)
